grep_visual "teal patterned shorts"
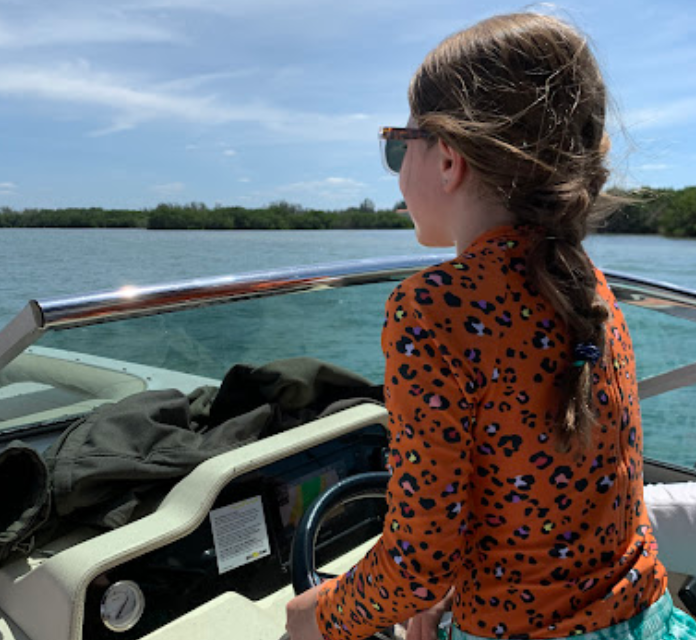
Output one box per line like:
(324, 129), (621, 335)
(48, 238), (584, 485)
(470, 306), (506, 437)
(450, 593), (696, 640)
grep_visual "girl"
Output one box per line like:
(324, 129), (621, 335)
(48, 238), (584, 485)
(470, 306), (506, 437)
(286, 12), (696, 640)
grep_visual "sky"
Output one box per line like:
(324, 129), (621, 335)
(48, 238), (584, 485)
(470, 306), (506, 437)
(0, 0), (694, 211)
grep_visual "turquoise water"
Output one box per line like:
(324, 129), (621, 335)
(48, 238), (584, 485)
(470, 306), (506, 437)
(0, 228), (451, 327)
(2, 229), (696, 326)
(2, 228), (696, 468)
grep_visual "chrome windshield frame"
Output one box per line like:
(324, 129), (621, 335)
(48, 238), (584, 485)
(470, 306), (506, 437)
(1, 255), (696, 373)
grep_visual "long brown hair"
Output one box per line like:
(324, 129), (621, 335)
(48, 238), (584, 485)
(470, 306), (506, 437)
(409, 13), (613, 450)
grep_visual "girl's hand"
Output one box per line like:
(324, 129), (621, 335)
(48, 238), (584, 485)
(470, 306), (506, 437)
(405, 587), (454, 640)
(285, 584), (325, 640)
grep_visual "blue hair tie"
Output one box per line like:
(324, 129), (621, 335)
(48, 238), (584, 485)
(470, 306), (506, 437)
(572, 343), (601, 367)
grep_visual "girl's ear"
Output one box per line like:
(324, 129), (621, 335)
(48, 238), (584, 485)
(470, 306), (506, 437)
(438, 139), (467, 193)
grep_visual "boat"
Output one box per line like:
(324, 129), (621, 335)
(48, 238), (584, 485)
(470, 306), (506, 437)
(0, 255), (695, 640)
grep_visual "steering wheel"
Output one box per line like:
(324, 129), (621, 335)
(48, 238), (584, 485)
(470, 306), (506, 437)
(290, 471), (395, 640)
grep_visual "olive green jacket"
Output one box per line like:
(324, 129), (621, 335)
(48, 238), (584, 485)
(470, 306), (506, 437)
(0, 357), (382, 563)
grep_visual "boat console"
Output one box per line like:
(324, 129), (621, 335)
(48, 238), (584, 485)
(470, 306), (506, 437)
(0, 403), (389, 640)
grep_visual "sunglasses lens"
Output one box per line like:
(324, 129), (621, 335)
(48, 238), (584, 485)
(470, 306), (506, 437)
(382, 138), (407, 174)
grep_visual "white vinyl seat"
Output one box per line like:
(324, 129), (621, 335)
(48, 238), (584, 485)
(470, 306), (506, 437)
(644, 482), (696, 576)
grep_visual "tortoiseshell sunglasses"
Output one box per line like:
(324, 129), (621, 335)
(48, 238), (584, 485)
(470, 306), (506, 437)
(379, 127), (432, 175)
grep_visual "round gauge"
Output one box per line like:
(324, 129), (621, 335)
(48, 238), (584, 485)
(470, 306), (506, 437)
(100, 580), (145, 632)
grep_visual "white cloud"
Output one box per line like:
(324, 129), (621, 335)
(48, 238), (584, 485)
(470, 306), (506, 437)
(625, 97), (696, 131)
(151, 182), (185, 196)
(155, 70), (259, 93)
(185, 142), (238, 156)
(275, 177), (367, 202)
(125, 0), (400, 18)
(0, 12), (177, 48)
(0, 61), (284, 132)
(325, 177), (363, 187)
(281, 177), (365, 190)
(0, 181), (17, 197)
(242, 175), (376, 209)
(0, 60), (385, 140)
(118, 0), (408, 49)
(239, 177), (251, 183)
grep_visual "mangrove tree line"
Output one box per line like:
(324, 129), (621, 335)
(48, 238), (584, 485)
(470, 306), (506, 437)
(1, 188), (695, 236)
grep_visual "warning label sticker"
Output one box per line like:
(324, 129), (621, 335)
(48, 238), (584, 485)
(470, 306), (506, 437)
(209, 496), (271, 574)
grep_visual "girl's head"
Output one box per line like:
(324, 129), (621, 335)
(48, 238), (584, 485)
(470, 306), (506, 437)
(407, 12), (612, 450)
(409, 12), (610, 237)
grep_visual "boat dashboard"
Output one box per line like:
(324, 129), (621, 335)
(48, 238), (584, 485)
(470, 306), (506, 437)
(0, 403), (389, 640)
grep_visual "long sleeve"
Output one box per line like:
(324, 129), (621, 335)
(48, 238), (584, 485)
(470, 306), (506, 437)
(315, 279), (477, 640)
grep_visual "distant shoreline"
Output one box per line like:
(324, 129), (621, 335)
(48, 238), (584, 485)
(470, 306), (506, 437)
(1, 186), (694, 236)
(0, 202), (414, 232)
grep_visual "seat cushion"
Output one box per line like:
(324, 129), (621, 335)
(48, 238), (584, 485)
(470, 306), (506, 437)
(644, 482), (696, 575)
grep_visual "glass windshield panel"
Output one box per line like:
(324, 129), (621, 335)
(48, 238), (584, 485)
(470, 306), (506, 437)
(621, 304), (696, 469)
(0, 281), (395, 433)
(40, 282), (393, 381)
(2, 275), (696, 472)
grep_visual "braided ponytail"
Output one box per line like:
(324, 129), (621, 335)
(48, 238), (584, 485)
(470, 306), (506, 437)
(513, 152), (611, 450)
(525, 231), (608, 451)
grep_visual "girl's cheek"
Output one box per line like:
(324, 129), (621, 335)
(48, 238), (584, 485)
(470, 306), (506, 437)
(398, 154), (410, 196)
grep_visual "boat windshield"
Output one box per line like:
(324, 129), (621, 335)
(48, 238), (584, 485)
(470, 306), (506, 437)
(1, 259), (696, 470)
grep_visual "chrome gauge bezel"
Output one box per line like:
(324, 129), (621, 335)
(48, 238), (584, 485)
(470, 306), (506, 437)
(100, 580), (145, 633)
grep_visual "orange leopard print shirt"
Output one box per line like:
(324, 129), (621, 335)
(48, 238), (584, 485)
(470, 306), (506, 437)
(315, 225), (667, 639)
